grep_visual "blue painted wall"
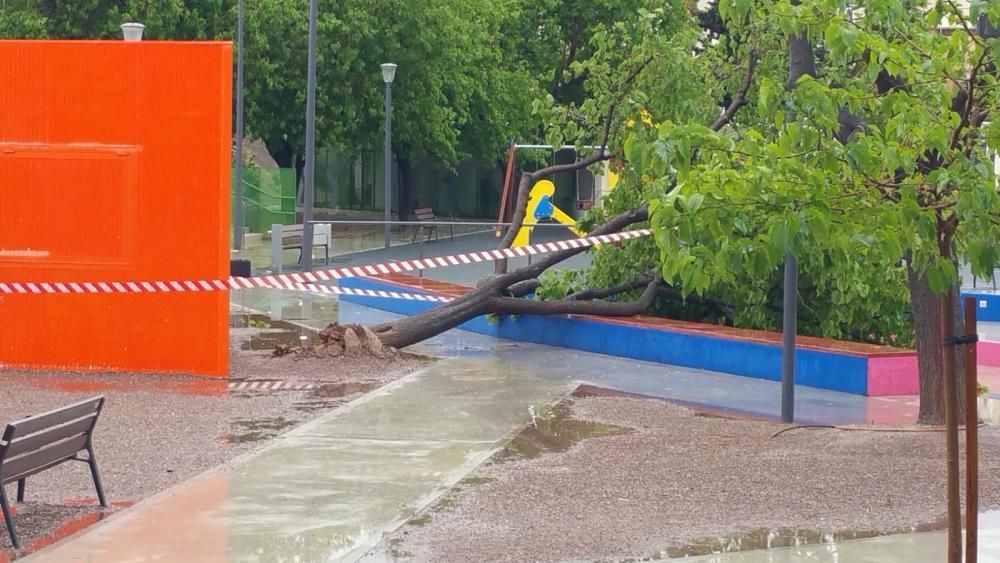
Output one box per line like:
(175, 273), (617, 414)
(962, 292), (1000, 322)
(341, 277), (871, 395)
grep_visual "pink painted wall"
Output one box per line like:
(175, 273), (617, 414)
(978, 340), (1000, 368)
(867, 355), (919, 396)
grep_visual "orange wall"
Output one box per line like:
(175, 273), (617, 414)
(0, 41), (232, 376)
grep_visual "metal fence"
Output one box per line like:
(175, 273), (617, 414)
(268, 220), (572, 273)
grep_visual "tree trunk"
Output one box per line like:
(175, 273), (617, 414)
(397, 154), (416, 219)
(907, 264), (966, 425)
(371, 285), (493, 349)
(264, 137), (295, 169)
(370, 205), (648, 348)
(494, 171), (534, 274)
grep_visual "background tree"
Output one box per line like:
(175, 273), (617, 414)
(642, 0), (1000, 423)
(369, 0), (1000, 426)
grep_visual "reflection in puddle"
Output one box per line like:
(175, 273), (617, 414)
(661, 528), (887, 558)
(491, 401), (633, 463)
(233, 314), (317, 351)
(242, 330), (314, 351)
(227, 417), (297, 444)
(312, 381), (378, 398)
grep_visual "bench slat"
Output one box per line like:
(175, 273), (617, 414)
(8, 398), (102, 438)
(3, 415), (97, 459)
(1, 433), (89, 482)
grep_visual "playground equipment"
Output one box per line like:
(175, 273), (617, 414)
(0, 40), (232, 376)
(512, 180), (583, 247)
(497, 142), (616, 246)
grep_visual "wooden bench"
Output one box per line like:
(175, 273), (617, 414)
(411, 208), (453, 243)
(0, 397), (107, 549)
(280, 223), (330, 264)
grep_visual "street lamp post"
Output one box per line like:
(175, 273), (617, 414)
(233, 0), (245, 250)
(302, 0), (318, 271)
(381, 63), (397, 250)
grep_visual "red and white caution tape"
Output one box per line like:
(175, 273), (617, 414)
(229, 380), (316, 392)
(0, 228), (650, 296)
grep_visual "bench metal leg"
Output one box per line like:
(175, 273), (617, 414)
(87, 447), (108, 508)
(1, 484), (18, 549)
(15, 479), (24, 503)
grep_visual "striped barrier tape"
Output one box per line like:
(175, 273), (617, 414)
(0, 228), (651, 296)
(229, 380), (316, 391)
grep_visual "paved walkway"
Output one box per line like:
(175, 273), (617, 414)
(23, 359), (574, 562)
(339, 302), (918, 426)
(23, 294), (933, 562)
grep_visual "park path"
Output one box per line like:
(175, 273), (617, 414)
(24, 296), (931, 562)
(23, 359), (573, 562)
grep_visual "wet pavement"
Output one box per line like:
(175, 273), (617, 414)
(22, 358), (575, 562)
(339, 302), (919, 426)
(15, 291), (947, 562)
(681, 511), (1000, 562)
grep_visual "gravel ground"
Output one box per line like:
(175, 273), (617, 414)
(0, 323), (427, 556)
(386, 394), (1000, 562)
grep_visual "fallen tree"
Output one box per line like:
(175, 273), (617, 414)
(370, 5), (756, 349)
(335, 2), (1000, 427)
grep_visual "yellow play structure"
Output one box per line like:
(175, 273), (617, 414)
(512, 180), (584, 247)
(498, 141), (629, 248)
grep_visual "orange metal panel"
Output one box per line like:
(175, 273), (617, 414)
(0, 41), (232, 376)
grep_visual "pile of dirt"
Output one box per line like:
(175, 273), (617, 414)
(276, 323), (393, 359)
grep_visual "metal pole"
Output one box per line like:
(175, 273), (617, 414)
(383, 82), (393, 249)
(781, 251), (797, 423)
(942, 292), (962, 563)
(232, 0), (245, 250)
(302, 0), (318, 271)
(964, 296), (979, 563)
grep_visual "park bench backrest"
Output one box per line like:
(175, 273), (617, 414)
(0, 397), (104, 483)
(415, 208), (436, 221)
(280, 224), (330, 244)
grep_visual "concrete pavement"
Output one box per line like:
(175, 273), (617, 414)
(23, 359), (574, 562)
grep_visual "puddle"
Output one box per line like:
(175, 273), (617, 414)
(491, 401), (633, 463)
(227, 417), (297, 444)
(312, 381), (378, 398)
(230, 313), (279, 328)
(291, 399), (343, 414)
(242, 330), (316, 351)
(656, 524), (946, 558)
(232, 313), (317, 351)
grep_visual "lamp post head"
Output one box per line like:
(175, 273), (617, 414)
(121, 23), (145, 41)
(381, 63), (398, 85)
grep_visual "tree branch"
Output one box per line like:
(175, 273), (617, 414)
(950, 47), (990, 151)
(526, 150), (611, 182)
(486, 279), (661, 317)
(506, 279), (541, 297)
(710, 51), (758, 132)
(566, 276), (652, 300)
(495, 54), (655, 272)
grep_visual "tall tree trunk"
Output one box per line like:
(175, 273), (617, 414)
(397, 154), (416, 219)
(907, 263), (966, 425)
